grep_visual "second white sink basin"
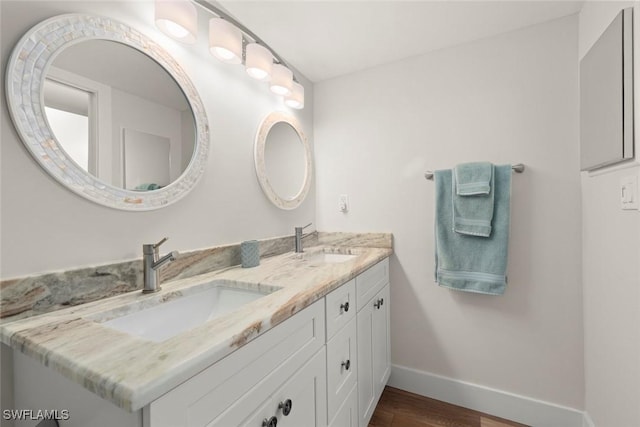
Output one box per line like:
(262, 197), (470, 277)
(305, 252), (357, 263)
(98, 282), (278, 342)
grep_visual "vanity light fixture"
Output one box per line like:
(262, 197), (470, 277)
(156, 0), (305, 109)
(209, 17), (242, 64)
(270, 64), (293, 96)
(285, 81), (304, 110)
(245, 43), (273, 81)
(155, 0), (198, 44)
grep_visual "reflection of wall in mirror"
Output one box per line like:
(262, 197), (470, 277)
(112, 89), (187, 188)
(122, 129), (170, 190)
(264, 123), (307, 200)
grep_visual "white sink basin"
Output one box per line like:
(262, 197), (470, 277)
(99, 282), (277, 342)
(305, 252), (357, 263)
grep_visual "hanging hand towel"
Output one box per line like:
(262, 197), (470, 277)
(454, 161), (493, 195)
(434, 165), (511, 295)
(453, 162), (494, 237)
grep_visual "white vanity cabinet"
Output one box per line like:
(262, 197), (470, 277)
(11, 257), (391, 427)
(355, 259), (391, 427)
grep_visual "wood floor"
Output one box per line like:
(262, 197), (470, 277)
(369, 387), (528, 427)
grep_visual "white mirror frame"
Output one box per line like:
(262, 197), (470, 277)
(5, 14), (209, 211)
(254, 112), (312, 210)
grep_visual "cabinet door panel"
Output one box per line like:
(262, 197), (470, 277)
(355, 258), (389, 312)
(234, 348), (327, 427)
(357, 300), (375, 427)
(325, 279), (356, 340)
(329, 383), (358, 427)
(372, 284), (391, 396)
(275, 347), (327, 427)
(326, 317), (357, 422)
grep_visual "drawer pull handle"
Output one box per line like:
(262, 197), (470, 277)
(374, 298), (385, 309)
(279, 399), (293, 416)
(262, 416), (277, 427)
(340, 301), (350, 312)
(342, 359), (351, 371)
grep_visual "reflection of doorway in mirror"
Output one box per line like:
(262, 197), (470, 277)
(43, 79), (94, 173)
(122, 129), (171, 191)
(44, 106), (89, 171)
(43, 67), (113, 183)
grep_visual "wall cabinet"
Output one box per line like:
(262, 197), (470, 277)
(13, 258), (390, 427)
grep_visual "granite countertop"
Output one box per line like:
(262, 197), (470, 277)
(0, 244), (392, 412)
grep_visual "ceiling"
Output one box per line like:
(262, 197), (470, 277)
(52, 40), (190, 111)
(219, 0), (584, 82)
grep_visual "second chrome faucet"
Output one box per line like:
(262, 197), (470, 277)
(294, 223), (313, 253)
(143, 237), (179, 293)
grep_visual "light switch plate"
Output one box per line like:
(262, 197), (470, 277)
(620, 174), (639, 210)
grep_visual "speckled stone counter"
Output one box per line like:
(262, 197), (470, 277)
(0, 237), (392, 412)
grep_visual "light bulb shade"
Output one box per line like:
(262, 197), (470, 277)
(270, 64), (293, 96)
(209, 18), (242, 64)
(245, 43), (273, 81)
(285, 82), (304, 109)
(155, 0), (197, 44)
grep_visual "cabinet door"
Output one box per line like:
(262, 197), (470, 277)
(326, 317), (357, 422)
(372, 284), (391, 396)
(357, 284), (390, 427)
(357, 297), (376, 427)
(329, 383), (358, 427)
(235, 347), (327, 427)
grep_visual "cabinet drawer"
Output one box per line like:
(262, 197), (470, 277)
(325, 279), (356, 340)
(356, 258), (389, 312)
(329, 383), (358, 427)
(147, 299), (325, 427)
(217, 347), (327, 427)
(326, 317), (357, 424)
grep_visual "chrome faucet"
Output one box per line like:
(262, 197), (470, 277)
(294, 223), (313, 253)
(143, 237), (179, 294)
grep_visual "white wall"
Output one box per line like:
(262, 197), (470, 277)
(579, 2), (640, 426)
(0, 0), (315, 279)
(315, 15), (584, 410)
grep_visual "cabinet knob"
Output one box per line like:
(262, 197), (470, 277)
(342, 359), (351, 371)
(262, 416), (277, 427)
(279, 398), (293, 416)
(340, 301), (350, 313)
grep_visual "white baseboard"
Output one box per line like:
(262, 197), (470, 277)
(583, 412), (595, 427)
(388, 364), (584, 427)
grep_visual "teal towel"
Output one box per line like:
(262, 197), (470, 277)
(434, 165), (511, 295)
(454, 162), (493, 195)
(134, 183), (160, 191)
(453, 162), (494, 237)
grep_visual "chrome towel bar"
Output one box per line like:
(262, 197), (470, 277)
(424, 163), (525, 180)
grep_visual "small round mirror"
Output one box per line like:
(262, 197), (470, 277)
(254, 112), (312, 210)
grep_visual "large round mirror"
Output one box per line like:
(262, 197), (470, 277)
(6, 14), (209, 210)
(254, 112), (312, 210)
